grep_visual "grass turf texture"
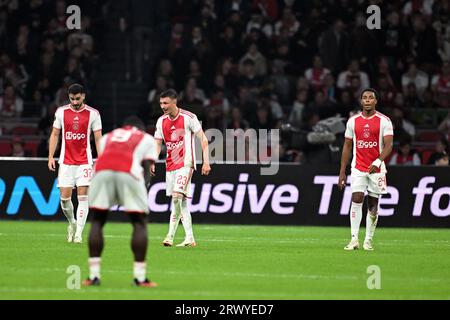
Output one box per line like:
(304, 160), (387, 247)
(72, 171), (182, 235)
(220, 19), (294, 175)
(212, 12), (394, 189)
(0, 221), (449, 300)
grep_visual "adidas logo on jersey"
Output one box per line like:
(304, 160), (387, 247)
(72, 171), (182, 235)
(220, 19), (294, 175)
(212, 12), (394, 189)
(171, 125), (176, 130)
(364, 124), (370, 128)
(74, 116), (79, 121)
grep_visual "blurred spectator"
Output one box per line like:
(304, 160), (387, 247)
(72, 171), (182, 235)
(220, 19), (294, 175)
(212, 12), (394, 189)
(427, 138), (449, 164)
(408, 14), (439, 70)
(337, 59), (370, 94)
(401, 62), (429, 98)
(274, 7), (299, 38)
(434, 151), (449, 166)
(431, 60), (450, 108)
(127, 0), (156, 83)
(432, 11), (450, 61)
(289, 90), (307, 128)
(389, 139), (421, 166)
(304, 55), (330, 92)
(227, 107), (249, 130)
(9, 136), (31, 157)
(438, 112), (450, 139)
(318, 18), (350, 73)
(382, 12), (407, 65)
(239, 43), (267, 76)
(268, 59), (290, 104)
(322, 73), (338, 103)
(391, 107), (416, 140)
(404, 83), (423, 108)
(0, 85), (23, 117)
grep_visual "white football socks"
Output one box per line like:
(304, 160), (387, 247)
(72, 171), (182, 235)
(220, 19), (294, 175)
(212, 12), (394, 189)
(166, 197), (182, 240)
(365, 211), (378, 241)
(60, 197), (76, 224)
(88, 257), (101, 280)
(181, 198), (194, 242)
(75, 196), (89, 238)
(350, 202), (363, 240)
(134, 261), (146, 282)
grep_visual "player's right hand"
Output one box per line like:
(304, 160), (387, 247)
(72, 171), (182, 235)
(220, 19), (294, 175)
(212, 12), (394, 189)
(48, 158), (56, 171)
(150, 163), (155, 176)
(338, 172), (346, 191)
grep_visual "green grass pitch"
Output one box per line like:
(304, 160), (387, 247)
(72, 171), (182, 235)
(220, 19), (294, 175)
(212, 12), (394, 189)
(0, 221), (449, 299)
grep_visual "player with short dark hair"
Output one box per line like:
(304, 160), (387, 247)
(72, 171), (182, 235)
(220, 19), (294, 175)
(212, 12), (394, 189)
(339, 88), (394, 251)
(48, 83), (102, 244)
(83, 116), (157, 287)
(153, 89), (211, 247)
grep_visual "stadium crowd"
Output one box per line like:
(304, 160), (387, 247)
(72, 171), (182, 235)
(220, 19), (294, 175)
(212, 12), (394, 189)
(0, 0), (449, 165)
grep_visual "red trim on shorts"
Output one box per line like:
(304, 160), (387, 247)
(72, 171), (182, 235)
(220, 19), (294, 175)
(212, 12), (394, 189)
(124, 210), (146, 214)
(89, 206), (109, 212)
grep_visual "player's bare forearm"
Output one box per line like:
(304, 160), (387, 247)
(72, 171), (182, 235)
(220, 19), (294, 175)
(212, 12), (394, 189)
(196, 130), (211, 175)
(48, 128), (60, 171)
(340, 139), (352, 174)
(93, 130), (102, 156)
(338, 139), (352, 190)
(151, 139), (162, 176)
(379, 135), (393, 162)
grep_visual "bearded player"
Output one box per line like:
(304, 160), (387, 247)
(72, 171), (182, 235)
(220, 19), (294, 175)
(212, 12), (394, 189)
(152, 89), (211, 247)
(48, 84), (102, 244)
(339, 88), (393, 251)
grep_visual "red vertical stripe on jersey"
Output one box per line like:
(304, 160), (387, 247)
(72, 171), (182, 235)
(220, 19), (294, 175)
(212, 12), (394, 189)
(63, 108), (90, 165)
(162, 116), (186, 171)
(354, 116), (381, 172)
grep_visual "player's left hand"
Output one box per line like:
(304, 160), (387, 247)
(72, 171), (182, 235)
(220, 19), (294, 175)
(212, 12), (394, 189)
(369, 158), (382, 174)
(201, 163), (211, 175)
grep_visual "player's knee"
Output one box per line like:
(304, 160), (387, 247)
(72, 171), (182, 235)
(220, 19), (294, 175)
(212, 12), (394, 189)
(129, 213), (147, 227)
(91, 209), (108, 224)
(351, 193), (364, 203)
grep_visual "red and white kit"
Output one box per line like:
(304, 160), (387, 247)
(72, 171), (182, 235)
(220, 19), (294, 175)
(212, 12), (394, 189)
(155, 109), (202, 197)
(89, 126), (157, 214)
(53, 104), (102, 187)
(344, 112), (394, 197)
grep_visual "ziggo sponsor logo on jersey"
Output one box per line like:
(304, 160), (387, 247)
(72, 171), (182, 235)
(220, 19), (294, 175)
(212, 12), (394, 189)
(357, 140), (378, 149)
(166, 140), (184, 150)
(65, 132), (86, 140)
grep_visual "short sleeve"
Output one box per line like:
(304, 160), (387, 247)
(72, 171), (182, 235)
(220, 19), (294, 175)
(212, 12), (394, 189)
(91, 111), (102, 132)
(382, 118), (394, 137)
(53, 108), (62, 129)
(189, 115), (202, 134)
(344, 117), (354, 140)
(143, 134), (158, 161)
(154, 117), (163, 140)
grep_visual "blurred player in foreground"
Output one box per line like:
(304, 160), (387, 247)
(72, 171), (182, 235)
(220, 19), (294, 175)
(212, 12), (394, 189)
(152, 89), (211, 247)
(83, 116), (157, 287)
(48, 83), (102, 243)
(339, 88), (393, 251)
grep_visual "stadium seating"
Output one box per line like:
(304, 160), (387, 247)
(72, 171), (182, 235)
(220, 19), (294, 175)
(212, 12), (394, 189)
(0, 141), (12, 156)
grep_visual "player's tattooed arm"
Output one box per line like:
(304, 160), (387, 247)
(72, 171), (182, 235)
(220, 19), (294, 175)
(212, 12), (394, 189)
(142, 159), (153, 190)
(48, 127), (60, 171)
(150, 139), (162, 176)
(369, 135), (393, 174)
(339, 138), (352, 190)
(195, 129), (211, 176)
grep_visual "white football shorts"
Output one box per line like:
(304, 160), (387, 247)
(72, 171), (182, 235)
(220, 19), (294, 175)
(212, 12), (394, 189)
(166, 166), (194, 198)
(351, 168), (388, 198)
(57, 164), (93, 188)
(88, 170), (149, 214)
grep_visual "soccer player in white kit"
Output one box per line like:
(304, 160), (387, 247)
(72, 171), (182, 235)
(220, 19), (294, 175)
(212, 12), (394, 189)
(339, 88), (394, 251)
(152, 89), (211, 247)
(83, 116), (157, 287)
(48, 84), (102, 244)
